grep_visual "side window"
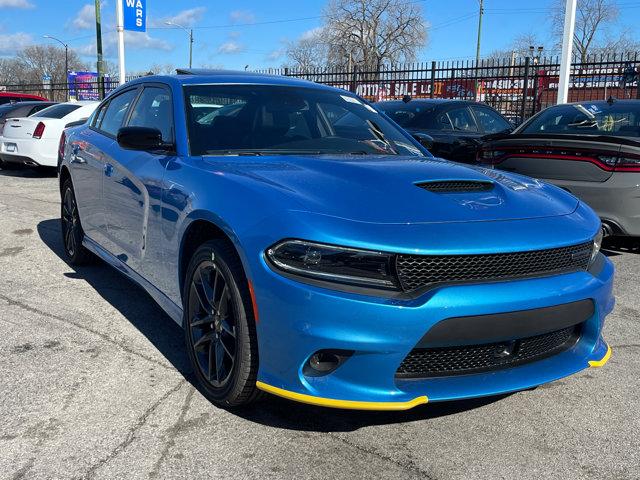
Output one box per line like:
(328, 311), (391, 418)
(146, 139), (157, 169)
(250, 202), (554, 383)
(127, 86), (174, 143)
(28, 105), (48, 116)
(472, 107), (511, 134)
(445, 107), (478, 132)
(98, 89), (138, 136)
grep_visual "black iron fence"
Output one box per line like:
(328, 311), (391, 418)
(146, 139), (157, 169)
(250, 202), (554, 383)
(261, 52), (640, 123)
(2, 53), (638, 122)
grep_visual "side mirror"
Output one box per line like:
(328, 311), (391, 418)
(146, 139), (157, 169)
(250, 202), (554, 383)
(412, 132), (434, 150)
(117, 126), (171, 151)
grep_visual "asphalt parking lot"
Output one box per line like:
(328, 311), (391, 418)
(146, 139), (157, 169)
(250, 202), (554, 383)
(0, 166), (638, 480)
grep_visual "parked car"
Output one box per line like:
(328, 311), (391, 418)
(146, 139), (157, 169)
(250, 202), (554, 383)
(0, 92), (49, 105)
(0, 101), (98, 168)
(376, 99), (513, 163)
(478, 99), (640, 238)
(0, 101), (57, 135)
(59, 71), (613, 410)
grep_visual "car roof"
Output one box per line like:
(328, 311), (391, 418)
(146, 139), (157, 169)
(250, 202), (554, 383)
(0, 101), (55, 108)
(376, 99), (477, 107)
(119, 70), (343, 94)
(556, 99), (640, 107)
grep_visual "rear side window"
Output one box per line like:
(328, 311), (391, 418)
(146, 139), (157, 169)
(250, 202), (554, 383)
(33, 104), (81, 119)
(471, 106), (511, 134)
(443, 107), (478, 132)
(29, 104), (53, 116)
(98, 89), (138, 137)
(127, 86), (173, 143)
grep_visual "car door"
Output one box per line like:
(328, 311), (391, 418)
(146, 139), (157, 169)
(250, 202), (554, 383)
(72, 89), (139, 248)
(435, 106), (484, 163)
(102, 84), (176, 278)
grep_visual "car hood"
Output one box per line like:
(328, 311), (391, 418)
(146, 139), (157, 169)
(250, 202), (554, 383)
(208, 154), (579, 224)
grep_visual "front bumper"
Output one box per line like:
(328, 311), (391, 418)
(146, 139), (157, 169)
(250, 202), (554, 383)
(253, 253), (615, 410)
(546, 174), (640, 237)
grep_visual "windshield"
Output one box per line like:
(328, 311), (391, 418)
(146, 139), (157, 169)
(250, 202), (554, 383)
(520, 102), (640, 137)
(184, 85), (426, 157)
(33, 104), (81, 119)
(375, 102), (436, 128)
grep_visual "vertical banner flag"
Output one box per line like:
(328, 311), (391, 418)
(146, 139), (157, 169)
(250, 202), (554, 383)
(123, 0), (146, 32)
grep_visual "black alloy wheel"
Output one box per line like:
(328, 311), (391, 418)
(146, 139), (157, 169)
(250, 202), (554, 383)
(60, 179), (92, 265)
(184, 240), (260, 406)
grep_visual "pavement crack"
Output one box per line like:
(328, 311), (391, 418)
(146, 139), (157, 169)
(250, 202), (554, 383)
(326, 432), (438, 479)
(0, 293), (173, 371)
(82, 379), (186, 480)
(148, 386), (197, 478)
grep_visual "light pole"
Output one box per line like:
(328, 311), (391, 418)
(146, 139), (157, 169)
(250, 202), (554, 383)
(43, 35), (69, 101)
(165, 21), (193, 68)
(474, 0), (484, 100)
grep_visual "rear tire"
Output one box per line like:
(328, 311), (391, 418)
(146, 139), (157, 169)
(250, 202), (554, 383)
(60, 179), (93, 265)
(183, 240), (260, 407)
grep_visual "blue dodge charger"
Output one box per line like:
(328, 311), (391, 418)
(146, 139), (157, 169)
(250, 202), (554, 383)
(59, 71), (614, 410)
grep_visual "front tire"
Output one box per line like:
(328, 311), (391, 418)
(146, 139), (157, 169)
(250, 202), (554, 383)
(183, 240), (260, 407)
(60, 179), (92, 265)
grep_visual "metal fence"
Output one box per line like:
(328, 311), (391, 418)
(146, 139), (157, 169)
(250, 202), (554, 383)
(262, 52), (640, 123)
(2, 53), (639, 122)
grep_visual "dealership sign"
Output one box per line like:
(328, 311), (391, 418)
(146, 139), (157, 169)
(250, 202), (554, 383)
(123, 0), (146, 32)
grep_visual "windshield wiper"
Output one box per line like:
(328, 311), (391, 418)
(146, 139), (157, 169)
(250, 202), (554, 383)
(366, 120), (398, 154)
(204, 149), (325, 156)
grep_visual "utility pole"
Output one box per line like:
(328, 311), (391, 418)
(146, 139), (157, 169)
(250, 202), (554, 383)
(475, 0), (484, 100)
(43, 35), (69, 101)
(558, 0), (577, 104)
(165, 22), (194, 68)
(95, 0), (105, 99)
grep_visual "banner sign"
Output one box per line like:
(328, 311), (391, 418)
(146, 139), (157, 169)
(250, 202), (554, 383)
(123, 0), (146, 32)
(68, 71), (111, 101)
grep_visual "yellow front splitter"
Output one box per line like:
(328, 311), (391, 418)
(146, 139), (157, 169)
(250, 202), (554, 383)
(256, 381), (428, 411)
(588, 344), (612, 368)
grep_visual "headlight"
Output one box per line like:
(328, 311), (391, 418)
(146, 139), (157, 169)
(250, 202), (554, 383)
(266, 240), (398, 290)
(590, 227), (604, 265)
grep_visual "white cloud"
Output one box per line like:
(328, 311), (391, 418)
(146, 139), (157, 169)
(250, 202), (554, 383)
(0, 32), (32, 54)
(0, 0), (34, 9)
(217, 41), (244, 54)
(152, 7), (206, 27)
(229, 10), (255, 24)
(266, 48), (285, 61)
(78, 31), (172, 57)
(70, 4), (96, 30)
(300, 27), (323, 41)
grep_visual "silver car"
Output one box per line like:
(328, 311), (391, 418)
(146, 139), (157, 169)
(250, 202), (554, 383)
(478, 99), (640, 237)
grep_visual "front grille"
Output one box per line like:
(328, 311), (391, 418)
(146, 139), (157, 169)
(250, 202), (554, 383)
(396, 324), (581, 378)
(416, 180), (494, 193)
(396, 242), (592, 292)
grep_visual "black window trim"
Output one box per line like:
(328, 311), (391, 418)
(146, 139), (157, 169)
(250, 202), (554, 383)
(90, 86), (142, 139)
(125, 82), (175, 147)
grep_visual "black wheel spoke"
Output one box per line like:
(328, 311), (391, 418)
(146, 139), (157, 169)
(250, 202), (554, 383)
(193, 332), (215, 351)
(188, 260), (238, 390)
(191, 314), (214, 329)
(194, 269), (214, 314)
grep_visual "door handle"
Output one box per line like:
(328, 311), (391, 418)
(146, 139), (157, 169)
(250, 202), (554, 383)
(104, 163), (114, 177)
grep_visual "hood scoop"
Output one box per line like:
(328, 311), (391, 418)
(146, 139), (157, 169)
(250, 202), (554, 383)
(416, 180), (494, 193)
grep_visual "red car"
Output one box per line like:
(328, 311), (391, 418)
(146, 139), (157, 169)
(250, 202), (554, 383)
(0, 92), (48, 105)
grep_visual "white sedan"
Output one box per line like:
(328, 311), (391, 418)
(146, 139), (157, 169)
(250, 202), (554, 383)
(0, 101), (98, 168)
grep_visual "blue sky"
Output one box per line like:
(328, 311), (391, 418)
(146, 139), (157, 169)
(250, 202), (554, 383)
(1, 0), (639, 73)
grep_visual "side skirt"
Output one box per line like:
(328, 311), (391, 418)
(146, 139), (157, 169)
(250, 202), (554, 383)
(82, 236), (184, 326)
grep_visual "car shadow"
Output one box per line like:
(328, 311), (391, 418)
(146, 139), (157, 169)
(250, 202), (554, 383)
(0, 164), (57, 178)
(603, 236), (639, 255)
(37, 218), (510, 432)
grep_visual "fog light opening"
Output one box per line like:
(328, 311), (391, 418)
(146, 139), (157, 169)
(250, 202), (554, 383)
(303, 349), (354, 377)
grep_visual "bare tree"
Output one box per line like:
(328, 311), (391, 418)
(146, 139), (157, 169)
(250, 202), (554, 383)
(552, 0), (619, 62)
(285, 29), (330, 72)
(16, 45), (87, 86)
(286, 0), (427, 72)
